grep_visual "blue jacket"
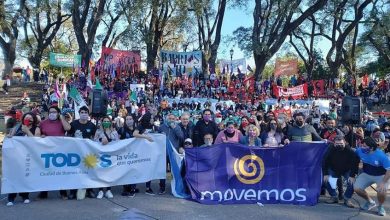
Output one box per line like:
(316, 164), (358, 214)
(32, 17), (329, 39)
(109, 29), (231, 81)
(239, 136), (262, 147)
(158, 123), (184, 150)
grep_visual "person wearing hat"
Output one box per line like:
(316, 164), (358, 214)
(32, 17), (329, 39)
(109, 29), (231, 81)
(284, 111), (322, 143)
(354, 137), (390, 216)
(323, 135), (359, 207)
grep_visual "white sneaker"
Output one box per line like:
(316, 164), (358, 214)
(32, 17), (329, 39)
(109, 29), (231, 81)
(23, 199), (30, 204)
(105, 190), (114, 199)
(6, 201), (14, 206)
(96, 190), (104, 199)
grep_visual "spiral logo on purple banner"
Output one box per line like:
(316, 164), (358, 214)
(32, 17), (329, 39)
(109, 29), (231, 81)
(233, 155), (265, 184)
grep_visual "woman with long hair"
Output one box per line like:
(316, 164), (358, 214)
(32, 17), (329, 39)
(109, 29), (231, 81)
(260, 119), (285, 148)
(6, 112), (41, 206)
(94, 116), (119, 199)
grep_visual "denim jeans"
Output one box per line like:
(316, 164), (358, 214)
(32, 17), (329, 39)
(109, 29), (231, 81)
(326, 169), (354, 199)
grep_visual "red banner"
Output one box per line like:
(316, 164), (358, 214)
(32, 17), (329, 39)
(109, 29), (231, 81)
(312, 80), (325, 96)
(274, 58), (298, 77)
(100, 47), (141, 74)
(272, 83), (308, 99)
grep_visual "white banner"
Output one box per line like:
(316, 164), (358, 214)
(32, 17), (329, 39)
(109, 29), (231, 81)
(219, 58), (246, 74)
(1, 134), (166, 194)
(130, 84), (145, 91)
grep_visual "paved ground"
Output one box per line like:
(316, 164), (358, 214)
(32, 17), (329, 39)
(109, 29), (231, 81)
(1, 106), (390, 220)
(0, 182), (389, 220)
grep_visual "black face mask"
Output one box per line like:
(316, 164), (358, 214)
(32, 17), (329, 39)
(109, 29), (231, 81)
(335, 144), (344, 150)
(296, 121), (304, 127)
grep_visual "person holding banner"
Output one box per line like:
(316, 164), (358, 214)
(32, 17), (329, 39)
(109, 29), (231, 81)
(67, 106), (97, 200)
(285, 112), (322, 143)
(133, 111), (161, 195)
(118, 115), (137, 197)
(38, 105), (71, 200)
(214, 121), (242, 144)
(323, 135), (359, 208)
(193, 109), (218, 147)
(239, 124), (262, 147)
(6, 112), (41, 206)
(354, 137), (390, 216)
(94, 116), (119, 199)
(260, 119), (285, 148)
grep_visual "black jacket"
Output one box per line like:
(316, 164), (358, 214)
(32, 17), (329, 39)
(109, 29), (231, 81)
(322, 145), (359, 177)
(192, 120), (218, 147)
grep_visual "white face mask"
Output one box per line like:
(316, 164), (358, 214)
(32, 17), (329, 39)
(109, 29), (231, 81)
(154, 121), (160, 126)
(80, 113), (89, 121)
(49, 113), (57, 121)
(204, 140), (213, 146)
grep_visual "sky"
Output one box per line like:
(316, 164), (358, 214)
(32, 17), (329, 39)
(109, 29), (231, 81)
(4, 2), (376, 71)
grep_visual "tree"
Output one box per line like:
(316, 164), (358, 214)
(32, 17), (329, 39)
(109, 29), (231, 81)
(97, 0), (128, 48)
(71, 0), (106, 66)
(191, 0), (227, 74)
(129, 0), (188, 73)
(360, 0), (389, 66)
(318, 0), (373, 77)
(0, 0), (26, 77)
(22, 0), (71, 69)
(233, 0), (328, 80)
(289, 14), (318, 80)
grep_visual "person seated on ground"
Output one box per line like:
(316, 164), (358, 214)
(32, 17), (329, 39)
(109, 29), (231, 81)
(6, 112), (41, 206)
(214, 121), (242, 144)
(354, 137), (390, 217)
(200, 133), (214, 147)
(323, 135), (359, 208)
(260, 119), (284, 147)
(239, 124), (262, 147)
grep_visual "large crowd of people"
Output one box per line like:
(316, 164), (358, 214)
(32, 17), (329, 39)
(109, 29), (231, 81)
(3, 69), (390, 217)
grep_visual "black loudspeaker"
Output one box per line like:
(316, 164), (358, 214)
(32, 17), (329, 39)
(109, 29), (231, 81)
(341, 96), (362, 124)
(91, 90), (108, 117)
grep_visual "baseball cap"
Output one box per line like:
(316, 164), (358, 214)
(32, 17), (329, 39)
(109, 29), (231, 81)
(184, 138), (192, 145)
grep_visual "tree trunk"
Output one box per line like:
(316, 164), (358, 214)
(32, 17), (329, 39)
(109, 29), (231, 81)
(254, 54), (268, 81)
(1, 41), (16, 78)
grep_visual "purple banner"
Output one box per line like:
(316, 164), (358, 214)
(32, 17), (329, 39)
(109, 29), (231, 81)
(185, 142), (328, 205)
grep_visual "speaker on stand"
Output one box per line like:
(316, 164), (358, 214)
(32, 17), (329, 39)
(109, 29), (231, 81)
(341, 96), (363, 125)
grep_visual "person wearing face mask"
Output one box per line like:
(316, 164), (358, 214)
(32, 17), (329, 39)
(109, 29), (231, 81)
(214, 122), (242, 144)
(94, 116), (119, 199)
(239, 124), (262, 147)
(238, 117), (251, 136)
(371, 127), (387, 151)
(323, 135), (359, 207)
(6, 112), (41, 206)
(193, 109), (218, 147)
(261, 120), (284, 147)
(38, 105), (71, 200)
(284, 112), (322, 144)
(382, 123), (390, 153)
(178, 112), (194, 145)
(320, 117), (344, 143)
(118, 115), (137, 197)
(354, 137), (390, 216)
(67, 106), (97, 200)
(156, 113), (184, 195)
(200, 133), (214, 147)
